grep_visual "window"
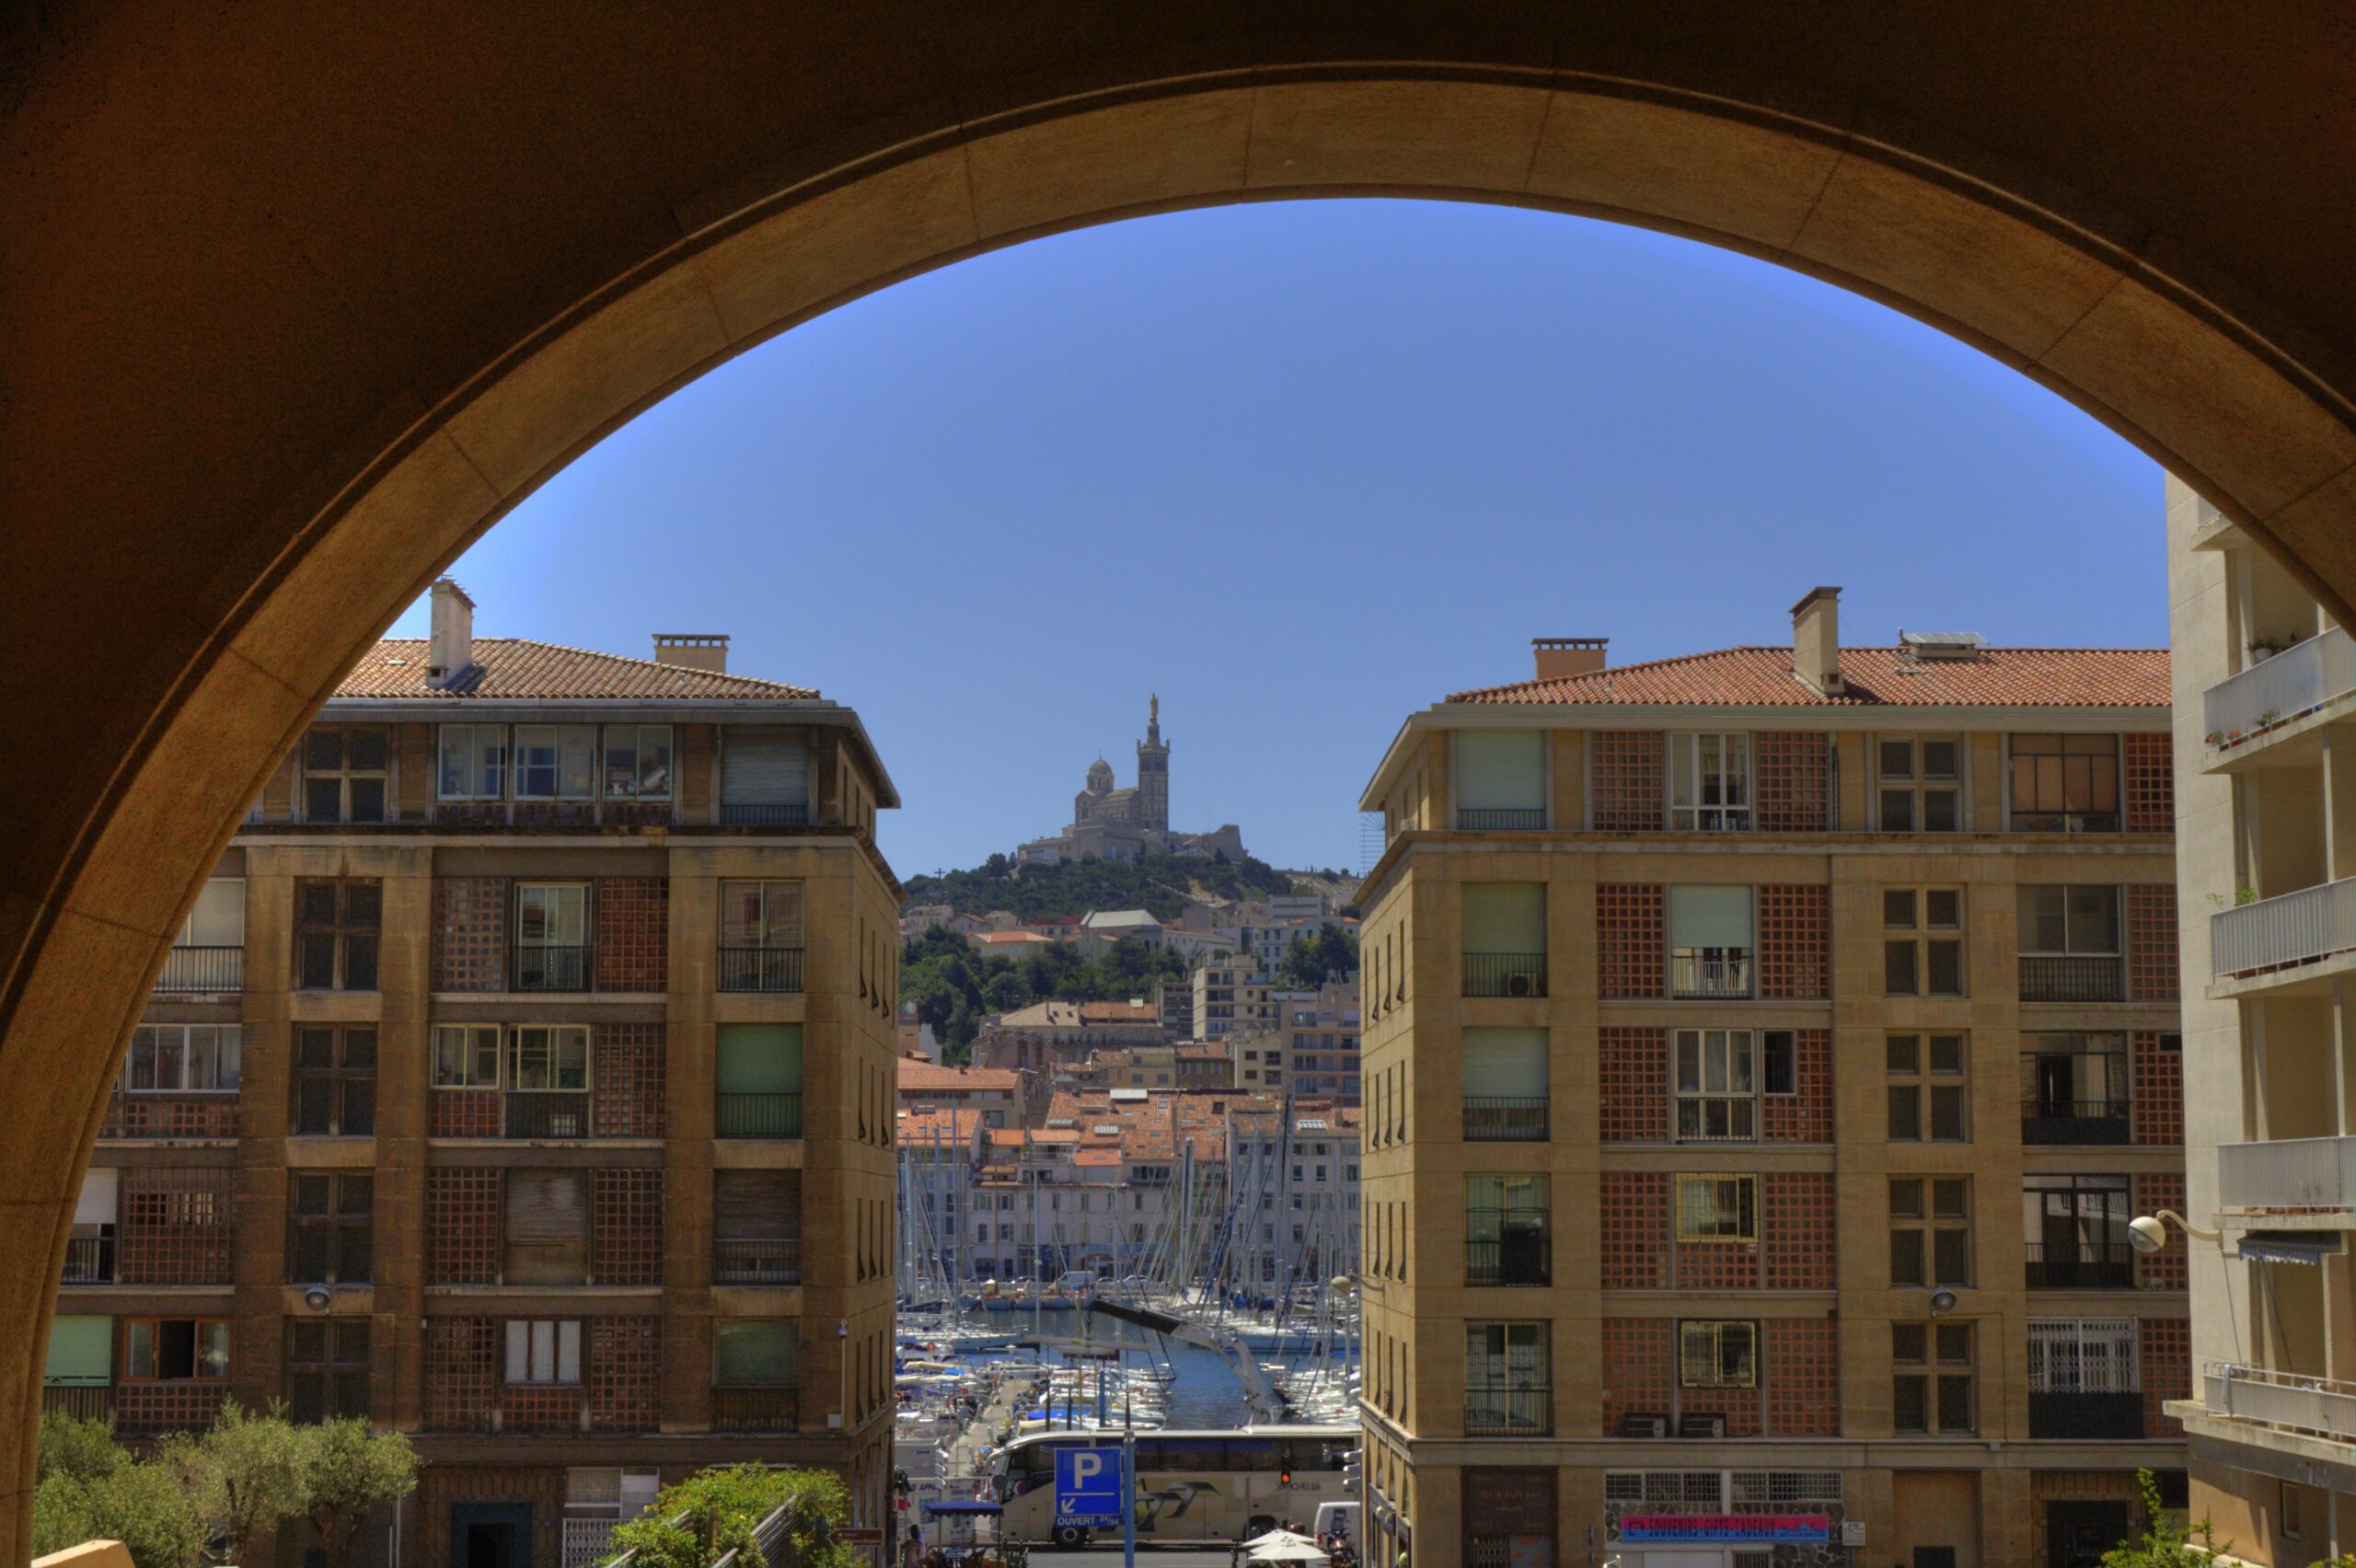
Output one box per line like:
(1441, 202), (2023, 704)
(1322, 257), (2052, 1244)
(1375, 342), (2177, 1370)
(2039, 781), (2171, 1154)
(2023, 1175), (2134, 1288)
(1454, 730), (1548, 830)
(1887, 1033), (1968, 1142)
(2017, 884), (2123, 1001)
(2027, 1318), (2139, 1394)
(288, 1172), (372, 1284)
(1892, 1321), (1975, 1434)
(1461, 1027), (1548, 1140)
(1675, 1173), (1759, 1241)
(45, 1315), (113, 1390)
(2010, 733), (2120, 832)
(123, 1023), (242, 1091)
(292, 1026), (375, 1136)
(714, 1320), (798, 1386)
(1463, 1320), (1550, 1435)
(513, 724), (596, 800)
(1465, 1174), (1549, 1286)
(2021, 1032), (2131, 1141)
(504, 1319), (583, 1384)
(174, 878), (245, 949)
(1675, 1030), (1757, 1140)
(1878, 737), (1961, 832)
(516, 882), (589, 990)
(302, 729), (389, 824)
(433, 1023), (502, 1088)
(1885, 888), (1964, 997)
(1669, 733), (1752, 830)
(504, 1171), (591, 1286)
(285, 1320), (371, 1422)
(295, 879), (380, 990)
(719, 726), (812, 824)
(1889, 1178), (1970, 1286)
(123, 1319), (230, 1381)
(1461, 883), (1547, 996)
(602, 724), (674, 800)
(1669, 884), (1753, 998)
(1678, 1320), (1757, 1388)
(1761, 1030), (1797, 1097)
(506, 1025), (589, 1090)
(716, 1023), (804, 1137)
(720, 881), (806, 992)
(439, 724), (508, 800)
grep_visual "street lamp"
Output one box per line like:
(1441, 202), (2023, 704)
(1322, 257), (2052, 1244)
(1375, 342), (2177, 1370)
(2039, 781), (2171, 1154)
(2130, 1208), (2222, 1251)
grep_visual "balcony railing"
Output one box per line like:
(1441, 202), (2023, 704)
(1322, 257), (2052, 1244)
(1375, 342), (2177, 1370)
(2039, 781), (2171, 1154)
(2213, 877), (2356, 980)
(504, 1091), (592, 1139)
(2008, 810), (2123, 834)
(1462, 952), (1547, 997)
(62, 1235), (115, 1284)
(2205, 626), (2356, 744)
(102, 1093), (238, 1140)
(1464, 1216), (1551, 1286)
(41, 1385), (112, 1423)
(2024, 1242), (2135, 1290)
(710, 1385), (800, 1431)
(716, 1092), (803, 1139)
(1461, 1096), (1549, 1142)
(1462, 1386), (1551, 1435)
(2203, 1361), (2356, 1444)
(714, 1237), (803, 1286)
(561, 1517), (623, 1568)
(2019, 955), (2125, 1002)
(155, 946), (243, 993)
(1672, 952), (1752, 999)
(720, 802), (811, 827)
(1454, 808), (1545, 831)
(2022, 1100), (2134, 1146)
(516, 945), (590, 992)
(2218, 1135), (2356, 1213)
(2028, 1389), (2145, 1439)
(718, 947), (806, 993)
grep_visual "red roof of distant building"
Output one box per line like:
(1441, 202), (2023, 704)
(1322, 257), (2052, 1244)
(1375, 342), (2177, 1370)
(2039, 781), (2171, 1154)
(1449, 645), (2167, 708)
(340, 638), (817, 700)
(898, 1063), (1021, 1093)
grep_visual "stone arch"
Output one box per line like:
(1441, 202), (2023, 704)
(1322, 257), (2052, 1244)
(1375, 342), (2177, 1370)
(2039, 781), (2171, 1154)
(6, 9), (2354, 1551)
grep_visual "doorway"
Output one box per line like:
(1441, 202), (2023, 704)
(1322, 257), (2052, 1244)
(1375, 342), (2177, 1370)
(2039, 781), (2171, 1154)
(2046, 1501), (2129, 1568)
(451, 1503), (533, 1568)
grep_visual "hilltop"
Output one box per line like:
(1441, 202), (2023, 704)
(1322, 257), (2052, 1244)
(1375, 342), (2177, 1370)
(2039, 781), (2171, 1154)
(902, 851), (1302, 924)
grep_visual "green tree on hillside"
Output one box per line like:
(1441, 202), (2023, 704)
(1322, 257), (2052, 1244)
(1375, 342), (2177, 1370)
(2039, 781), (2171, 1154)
(1279, 922), (1361, 989)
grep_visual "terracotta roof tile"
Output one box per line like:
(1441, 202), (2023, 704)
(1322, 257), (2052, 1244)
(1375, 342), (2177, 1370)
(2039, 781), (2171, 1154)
(898, 1063), (1022, 1092)
(338, 638), (818, 701)
(1449, 645), (2168, 709)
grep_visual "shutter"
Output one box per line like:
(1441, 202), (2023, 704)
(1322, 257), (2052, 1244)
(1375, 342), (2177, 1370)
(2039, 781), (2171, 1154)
(44, 1315), (112, 1385)
(186, 879), (245, 946)
(722, 728), (809, 805)
(714, 1170), (801, 1240)
(716, 1024), (803, 1093)
(1461, 884), (1545, 952)
(74, 1168), (119, 1227)
(1461, 1028), (1547, 1097)
(505, 1170), (590, 1286)
(1669, 884), (1754, 949)
(714, 1320), (798, 1385)
(1455, 732), (1547, 812)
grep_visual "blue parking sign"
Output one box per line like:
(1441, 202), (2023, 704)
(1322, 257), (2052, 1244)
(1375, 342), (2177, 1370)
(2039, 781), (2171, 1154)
(1054, 1446), (1126, 1528)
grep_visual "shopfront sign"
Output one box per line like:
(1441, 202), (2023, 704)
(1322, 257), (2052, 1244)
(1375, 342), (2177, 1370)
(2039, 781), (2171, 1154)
(1619, 1515), (1831, 1545)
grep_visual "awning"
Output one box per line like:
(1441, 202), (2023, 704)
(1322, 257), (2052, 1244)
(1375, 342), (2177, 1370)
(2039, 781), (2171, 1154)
(2237, 1232), (2348, 1266)
(923, 1502), (1002, 1516)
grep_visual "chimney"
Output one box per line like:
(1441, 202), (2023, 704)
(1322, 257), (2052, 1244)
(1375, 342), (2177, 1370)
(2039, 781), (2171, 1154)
(1790, 586), (1843, 696)
(426, 578), (475, 688)
(1531, 637), (1608, 681)
(653, 633), (729, 674)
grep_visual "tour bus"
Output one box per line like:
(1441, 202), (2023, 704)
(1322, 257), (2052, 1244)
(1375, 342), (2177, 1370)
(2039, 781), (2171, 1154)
(994, 1424), (1356, 1548)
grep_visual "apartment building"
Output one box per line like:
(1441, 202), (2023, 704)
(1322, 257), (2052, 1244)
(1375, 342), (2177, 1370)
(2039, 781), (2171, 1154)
(2161, 478), (2356, 1561)
(47, 583), (902, 1568)
(1355, 598), (2189, 1568)
(1286, 979), (1364, 1102)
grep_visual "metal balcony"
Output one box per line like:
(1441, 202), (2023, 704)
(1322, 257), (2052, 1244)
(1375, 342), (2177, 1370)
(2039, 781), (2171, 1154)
(2203, 1361), (2356, 1445)
(710, 1385), (800, 1431)
(2213, 878), (2356, 982)
(1671, 953), (1753, 999)
(1454, 808), (1545, 831)
(720, 802), (811, 826)
(713, 1237), (803, 1286)
(61, 1235), (114, 1284)
(515, 944), (590, 991)
(2205, 626), (2356, 747)
(1462, 952), (1547, 997)
(2023, 1241), (2136, 1290)
(718, 946), (805, 993)
(2019, 955), (2125, 1002)
(2029, 1389), (2145, 1439)
(2022, 1099), (2134, 1146)
(2218, 1136), (2356, 1216)
(716, 1091), (803, 1139)
(1461, 1096), (1549, 1142)
(503, 1091), (592, 1139)
(1462, 1386), (1551, 1435)
(40, 1385), (112, 1423)
(155, 946), (243, 993)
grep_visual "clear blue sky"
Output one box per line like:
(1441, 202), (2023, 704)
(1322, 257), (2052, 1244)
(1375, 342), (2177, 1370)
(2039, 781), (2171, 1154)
(388, 199), (2163, 878)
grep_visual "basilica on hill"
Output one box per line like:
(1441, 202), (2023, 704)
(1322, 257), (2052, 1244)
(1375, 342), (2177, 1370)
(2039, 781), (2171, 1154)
(1015, 697), (1248, 865)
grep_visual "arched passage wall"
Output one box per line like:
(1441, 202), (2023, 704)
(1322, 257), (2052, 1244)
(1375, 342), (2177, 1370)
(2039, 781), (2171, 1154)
(4, 6), (2352, 1553)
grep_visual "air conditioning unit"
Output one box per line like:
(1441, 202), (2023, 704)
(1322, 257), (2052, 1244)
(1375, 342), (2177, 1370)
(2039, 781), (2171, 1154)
(1504, 972), (1538, 997)
(1619, 1412), (1669, 1438)
(1678, 1413), (1727, 1438)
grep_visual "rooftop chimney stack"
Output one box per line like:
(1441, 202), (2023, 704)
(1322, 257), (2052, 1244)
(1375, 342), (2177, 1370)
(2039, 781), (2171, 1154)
(1790, 586), (1843, 697)
(1532, 637), (1609, 681)
(653, 633), (729, 674)
(426, 578), (475, 688)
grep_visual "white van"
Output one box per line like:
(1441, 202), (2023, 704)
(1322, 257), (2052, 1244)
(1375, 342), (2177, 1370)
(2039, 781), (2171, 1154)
(1054, 1269), (1096, 1295)
(1313, 1502), (1359, 1545)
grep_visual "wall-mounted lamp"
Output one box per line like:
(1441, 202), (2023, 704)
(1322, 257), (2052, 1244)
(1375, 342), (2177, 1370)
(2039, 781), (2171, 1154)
(1928, 1288), (1958, 1316)
(302, 1287), (331, 1311)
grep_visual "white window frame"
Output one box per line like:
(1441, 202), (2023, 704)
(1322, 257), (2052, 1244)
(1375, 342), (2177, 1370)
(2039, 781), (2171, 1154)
(2026, 1317), (2140, 1393)
(514, 724), (598, 801)
(432, 1023), (502, 1089)
(508, 1025), (590, 1092)
(123, 1023), (243, 1092)
(438, 723), (508, 801)
(1674, 1029), (1758, 1141)
(1669, 732), (1753, 831)
(601, 724), (674, 801)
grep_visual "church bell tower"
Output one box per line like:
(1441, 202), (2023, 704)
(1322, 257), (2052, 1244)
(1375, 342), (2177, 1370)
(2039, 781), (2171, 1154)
(1137, 694), (1170, 832)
